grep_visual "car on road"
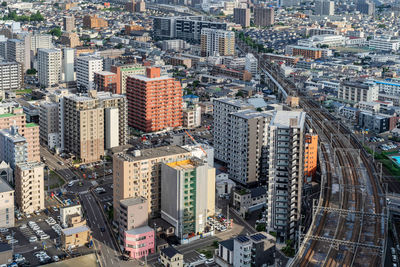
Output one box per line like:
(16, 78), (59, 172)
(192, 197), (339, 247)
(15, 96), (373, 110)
(29, 236), (37, 243)
(205, 259), (215, 264)
(0, 228), (8, 233)
(52, 256), (59, 262)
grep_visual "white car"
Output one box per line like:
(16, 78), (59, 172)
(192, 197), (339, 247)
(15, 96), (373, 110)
(40, 234), (50, 240)
(29, 236), (37, 243)
(20, 224), (27, 229)
(0, 228), (8, 233)
(52, 256), (59, 262)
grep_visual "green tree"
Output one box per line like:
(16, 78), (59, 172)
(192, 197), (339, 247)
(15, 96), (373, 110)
(30, 11), (44, 21)
(48, 27), (61, 37)
(27, 68), (37, 75)
(1, 2), (7, 7)
(256, 224), (266, 231)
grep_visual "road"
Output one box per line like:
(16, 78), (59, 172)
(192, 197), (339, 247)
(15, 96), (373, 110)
(80, 192), (121, 267)
(41, 147), (80, 181)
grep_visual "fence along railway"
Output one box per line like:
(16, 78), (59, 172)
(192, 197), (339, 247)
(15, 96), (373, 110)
(238, 39), (388, 266)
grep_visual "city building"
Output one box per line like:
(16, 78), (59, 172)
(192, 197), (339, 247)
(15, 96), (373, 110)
(358, 111), (397, 133)
(113, 146), (191, 220)
(124, 226), (155, 259)
(0, 61), (22, 91)
(182, 104), (201, 128)
(161, 39), (190, 51)
(314, 0), (334, 16)
(117, 197), (148, 238)
(357, 0), (375, 15)
(135, 0), (145, 12)
(374, 79), (400, 95)
(161, 158), (215, 240)
(369, 36), (400, 52)
(304, 131), (318, 183)
(126, 67), (183, 132)
(39, 102), (59, 149)
(37, 48), (62, 88)
(338, 81), (379, 103)
(61, 225), (91, 249)
(200, 29), (235, 57)
(215, 233), (275, 267)
(63, 48), (74, 83)
(160, 247), (184, 267)
(0, 161), (13, 185)
(14, 161), (44, 214)
(0, 126), (28, 170)
(0, 179), (14, 228)
(30, 34), (53, 55)
(110, 64), (145, 94)
(62, 93), (104, 163)
(254, 6), (274, 27)
(59, 32), (82, 48)
(63, 16), (75, 32)
(153, 16), (227, 43)
(60, 205), (84, 228)
(0, 243), (12, 265)
(233, 187), (267, 216)
(288, 45), (323, 59)
(233, 8), (250, 28)
(358, 101), (380, 113)
(170, 57), (192, 68)
(297, 34), (346, 48)
(267, 111), (306, 241)
(245, 53), (258, 76)
(76, 56), (103, 92)
(94, 71), (117, 93)
(6, 39), (27, 71)
(83, 15), (108, 29)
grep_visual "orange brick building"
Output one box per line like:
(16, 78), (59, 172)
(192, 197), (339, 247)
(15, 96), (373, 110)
(94, 71), (117, 93)
(83, 15), (108, 29)
(292, 47), (322, 60)
(126, 67), (183, 132)
(304, 131), (318, 183)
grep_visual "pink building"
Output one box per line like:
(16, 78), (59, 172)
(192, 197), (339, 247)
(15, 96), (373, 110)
(124, 226), (155, 259)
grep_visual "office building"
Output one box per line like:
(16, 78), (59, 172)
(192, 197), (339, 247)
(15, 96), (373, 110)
(200, 29), (235, 57)
(110, 64), (145, 94)
(126, 67), (183, 132)
(15, 161), (44, 214)
(37, 48), (62, 88)
(6, 39), (26, 70)
(338, 81), (379, 103)
(124, 226), (154, 259)
(161, 158), (215, 240)
(94, 71), (117, 93)
(267, 111), (306, 241)
(63, 16), (75, 32)
(62, 93), (104, 163)
(76, 56), (103, 91)
(63, 48), (74, 83)
(83, 15), (108, 29)
(39, 102), (59, 149)
(254, 6), (274, 27)
(0, 61), (22, 91)
(357, 0), (375, 16)
(113, 146), (191, 220)
(153, 16), (227, 43)
(245, 53), (258, 76)
(314, 0), (334, 16)
(0, 179), (14, 228)
(234, 8), (250, 28)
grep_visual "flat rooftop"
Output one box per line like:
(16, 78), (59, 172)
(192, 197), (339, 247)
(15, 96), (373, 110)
(270, 110), (306, 128)
(120, 196), (146, 207)
(62, 225), (90, 236)
(126, 225), (153, 236)
(166, 159), (202, 170)
(117, 146), (190, 162)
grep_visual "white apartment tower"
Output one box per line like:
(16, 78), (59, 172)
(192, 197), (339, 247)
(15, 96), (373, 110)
(201, 28), (235, 57)
(76, 56), (103, 91)
(314, 0), (334, 16)
(63, 48), (74, 83)
(6, 39), (26, 70)
(38, 48), (62, 88)
(245, 53), (258, 76)
(266, 111), (306, 242)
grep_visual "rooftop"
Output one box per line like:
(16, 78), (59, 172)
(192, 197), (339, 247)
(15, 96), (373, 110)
(26, 123), (38, 128)
(125, 226), (153, 236)
(0, 178), (13, 193)
(128, 74), (173, 82)
(95, 71), (116, 76)
(161, 246), (181, 258)
(166, 158), (204, 170)
(270, 111), (306, 129)
(120, 196), (147, 207)
(16, 161), (44, 171)
(62, 225), (90, 236)
(117, 146), (190, 162)
(219, 239), (234, 251)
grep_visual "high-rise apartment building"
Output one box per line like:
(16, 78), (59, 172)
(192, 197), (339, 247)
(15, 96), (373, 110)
(63, 16), (75, 32)
(0, 126), (28, 169)
(94, 71), (117, 93)
(38, 48), (62, 88)
(83, 15), (108, 29)
(113, 146), (191, 221)
(245, 53), (258, 76)
(6, 39), (26, 70)
(357, 0), (375, 15)
(314, 0), (334, 16)
(0, 61), (23, 91)
(63, 48), (74, 83)
(0, 179), (14, 228)
(304, 131), (318, 182)
(15, 161), (44, 214)
(30, 34), (53, 56)
(254, 6), (274, 27)
(126, 67), (183, 132)
(153, 16), (227, 43)
(161, 158), (215, 240)
(266, 111), (306, 241)
(39, 102), (59, 148)
(110, 64), (145, 94)
(62, 94), (104, 163)
(200, 29), (235, 57)
(233, 8), (250, 28)
(338, 81), (379, 103)
(60, 32), (82, 48)
(76, 56), (103, 92)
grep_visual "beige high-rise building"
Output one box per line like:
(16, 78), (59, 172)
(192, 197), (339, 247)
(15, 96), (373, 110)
(201, 28), (235, 57)
(38, 48), (62, 88)
(234, 8), (250, 27)
(62, 94), (104, 163)
(0, 179), (14, 228)
(63, 16), (75, 32)
(60, 32), (82, 48)
(113, 146), (191, 221)
(15, 161), (44, 214)
(254, 6), (274, 27)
